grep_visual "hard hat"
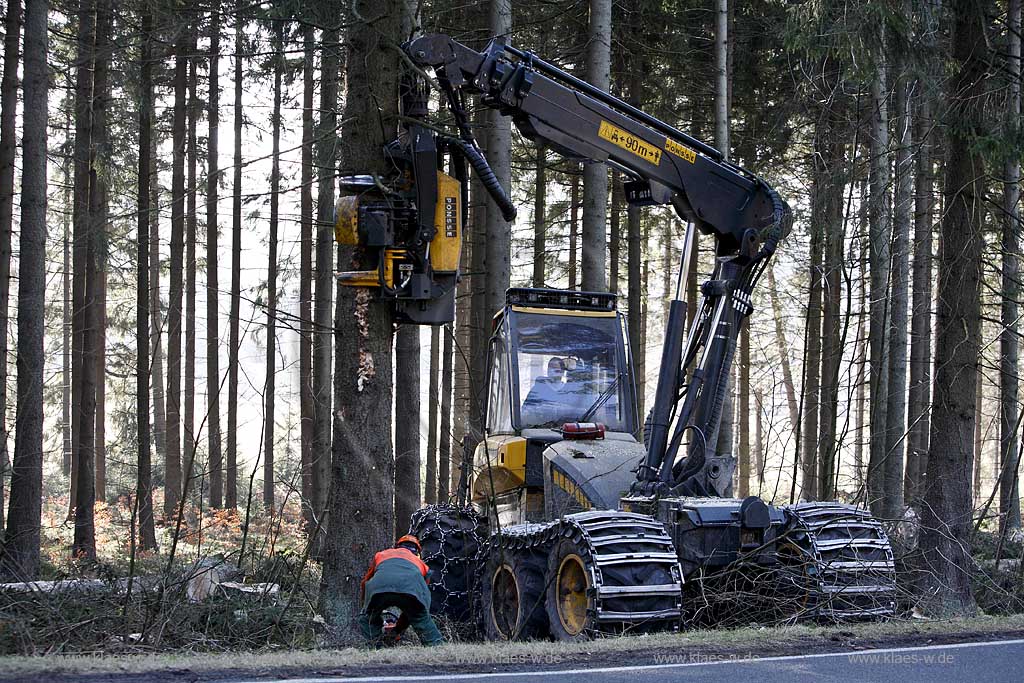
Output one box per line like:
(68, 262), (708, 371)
(396, 534), (421, 552)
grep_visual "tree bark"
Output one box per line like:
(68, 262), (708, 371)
(264, 19), (283, 511)
(166, 25), (188, 518)
(816, 96), (845, 502)
(999, 0), (1022, 533)
(627, 202), (643, 426)
(609, 171), (621, 293)
(149, 134), (166, 473)
(69, 0), (96, 515)
(207, 0), (223, 510)
(569, 171), (579, 289)
(184, 35), (198, 499)
(63, 111), (72, 480)
(484, 0), (513, 318)
(532, 145), (546, 287)
(581, 0), (610, 291)
(320, 0), (412, 640)
(915, 0), (986, 617)
(395, 326), (421, 531)
(226, 1), (244, 509)
(885, 57), (913, 517)
(312, 24), (340, 541)
(439, 324), (453, 502)
(299, 23), (315, 528)
(1, 0), (46, 580)
(425, 325), (439, 505)
(867, 55), (892, 518)
(74, 0), (111, 561)
(906, 93), (934, 506)
(766, 266), (800, 433)
(136, 6), (157, 551)
(0, 0), (21, 527)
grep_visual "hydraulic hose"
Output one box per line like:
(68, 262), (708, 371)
(445, 136), (517, 222)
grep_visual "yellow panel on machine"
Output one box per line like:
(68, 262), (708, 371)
(430, 171), (462, 272)
(471, 435), (526, 499)
(333, 170), (461, 288)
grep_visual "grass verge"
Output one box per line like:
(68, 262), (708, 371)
(0, 613), (1022, 680)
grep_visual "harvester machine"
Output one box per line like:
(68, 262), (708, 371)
(335, 33), (897, 640)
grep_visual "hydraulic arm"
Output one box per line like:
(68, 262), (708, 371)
(336, 33), (791, 499)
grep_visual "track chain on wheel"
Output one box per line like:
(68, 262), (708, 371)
(486, 510), (683, 639)
(778, 502), (896, 621)
(409, 504), (488, 622)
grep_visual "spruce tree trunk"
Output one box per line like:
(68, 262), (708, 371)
(867, 58), (892, 517)
(627, 203), (644, 424)
(816, 101), (845, 502)
(0, 0), (20, 526)
(149, 134), (166, 469)
(766, 266), (800, 432)
(63, 117), (72, 480)
(74, 0), (111, 561)
(264, 20), (283, 511)
(906, 94), (934, 506)
(801, 211), (821, 501)
(207, 1), (223, 510)
(581, 0), (610, 291)
(299, 23), (315, 529)
(532, 145), (546, 287)
(321, 0), (412, 639)
(395, 326), (421, 531)
(609, 172), (621, 293)
(885, 61), (914, 518)
(484, 0), (513, 317)
(312, 25), (340, 539)
(69, 0), (96, 515)
(1, 0), (46, 580)
(166, 28), (188, 518)
(184, 40), (198, 498)
(999, 0), (1022, 533)
(136, 7), (157, 551)
(95, 269), (106, 502)
(439, 324), (453, 502)
(425, 325), (439, 505)
(226, 2), (244, 509)
(915, 0), (986, 616)
(568, 171), (578, 289)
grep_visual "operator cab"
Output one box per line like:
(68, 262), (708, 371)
(486, 288), (638, 436)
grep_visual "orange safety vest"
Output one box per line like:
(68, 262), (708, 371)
(360, 547), (429, 602)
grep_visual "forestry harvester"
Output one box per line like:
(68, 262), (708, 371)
(334, 34), (897, 640)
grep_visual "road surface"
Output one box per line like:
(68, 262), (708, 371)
(229, 638), (1024, 683)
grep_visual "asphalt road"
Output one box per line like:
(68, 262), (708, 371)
(229, 638), (1024, 683)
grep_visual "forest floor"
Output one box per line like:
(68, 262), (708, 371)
(0, 614), (1022, 682)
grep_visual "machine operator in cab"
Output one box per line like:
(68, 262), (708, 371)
(358, 535), (444, 646)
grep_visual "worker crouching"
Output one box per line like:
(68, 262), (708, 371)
(358, 535), (444, 646)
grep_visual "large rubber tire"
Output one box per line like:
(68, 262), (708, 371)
(482, 549), (550, 641)
(545, 537), (597, 642)
(409, 504), (487, 623)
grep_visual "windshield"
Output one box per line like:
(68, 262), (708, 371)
(510, 311), (635, 432)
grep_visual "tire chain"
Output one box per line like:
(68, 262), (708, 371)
(485, 510), (684, 632)
(778, 502), (897, 620)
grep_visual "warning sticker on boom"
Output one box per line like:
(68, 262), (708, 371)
(665, 138), (697, 164)
(598, 121), (662, 166)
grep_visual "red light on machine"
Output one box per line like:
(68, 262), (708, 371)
(561, 422), (606, 440)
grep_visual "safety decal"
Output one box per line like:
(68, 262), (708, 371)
(598, 120), (662, 166)
(665, 138), (697, 163)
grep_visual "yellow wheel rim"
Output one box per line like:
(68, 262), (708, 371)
(556, 553), (589, 636)
(490, 563), (519, 639)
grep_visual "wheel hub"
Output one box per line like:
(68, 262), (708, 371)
(555, 553), (589, 636)
(490, 563), (520, 639)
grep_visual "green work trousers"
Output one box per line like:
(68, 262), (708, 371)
(359, 591), (444, 646)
